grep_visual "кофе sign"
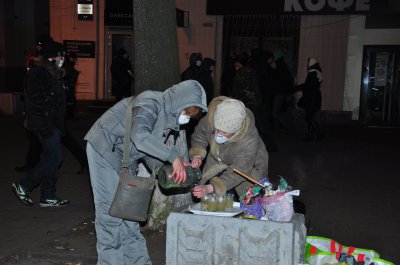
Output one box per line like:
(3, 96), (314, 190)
(207, 0), (399, 15)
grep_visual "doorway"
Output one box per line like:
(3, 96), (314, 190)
(105, 29), (134, 99)
(360, 46), (400, 126)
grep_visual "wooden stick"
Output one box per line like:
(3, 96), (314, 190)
(233, 168), (265, 188)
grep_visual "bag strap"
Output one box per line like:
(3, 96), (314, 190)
(121, 97), (136, 171)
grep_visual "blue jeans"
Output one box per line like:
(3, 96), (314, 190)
(20, 128), (63, 199)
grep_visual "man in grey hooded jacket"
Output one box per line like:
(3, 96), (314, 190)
(85, 80), (207, 265)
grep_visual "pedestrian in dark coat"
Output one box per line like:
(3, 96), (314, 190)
(295, 57), (323, 141)
(12, 41), (70, 207)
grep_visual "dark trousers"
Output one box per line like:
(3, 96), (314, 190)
(305, 109), (321, 140)
(21, 128), (63, 199)
(24, 130), (42, 169)
(21, 127), (88, 174)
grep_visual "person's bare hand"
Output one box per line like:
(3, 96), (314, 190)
(192, 184), (214, 198)
(170, 156), (187, 184)
(191, 156), (202, 168)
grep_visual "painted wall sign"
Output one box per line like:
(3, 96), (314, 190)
(104, 10), (133, 26)
(77, 0), (93, 20)
(63, 40), (96, 58)
(284, 0), (370, 13)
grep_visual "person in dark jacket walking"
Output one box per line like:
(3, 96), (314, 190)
(15, 49), (88, 175)
(84, 80), (207, 265)
(12, 41), (70, 207)
(294, 57), (323, 141)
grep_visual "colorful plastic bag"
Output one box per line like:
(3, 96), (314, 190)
(305, 236), (394, 265)
(257, 190), (299, 221)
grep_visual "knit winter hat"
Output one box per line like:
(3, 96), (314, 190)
(214, 99), (246, 133)
(308, 57), (318, 67)
(41, 41), (66, 59)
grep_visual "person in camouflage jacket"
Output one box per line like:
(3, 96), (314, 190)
(231, 52), (263, 113)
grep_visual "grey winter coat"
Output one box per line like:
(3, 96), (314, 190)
(85, 80), (207, 174)
(189, 96), (269, 196)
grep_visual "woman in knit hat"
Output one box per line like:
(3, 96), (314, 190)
(189, 97), (269, 198)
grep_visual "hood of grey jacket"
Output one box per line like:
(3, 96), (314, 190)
(163, 80), (208, 126)
(84, 80), (207, 173)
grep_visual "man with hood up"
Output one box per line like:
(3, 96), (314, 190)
(84, 80), (207, 265)
(189, 97), (268, 198)
(181, 52), (203, 81)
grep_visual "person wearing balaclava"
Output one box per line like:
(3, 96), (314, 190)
(294, 57), (323, 141)
(84, 80), (207, 264)
(12, 41), (69, 207)
(190, 97), (268, 198)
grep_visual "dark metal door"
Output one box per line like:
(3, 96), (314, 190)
(360, 46), (400, 125)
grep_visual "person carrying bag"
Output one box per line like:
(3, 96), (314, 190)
(85, 80), (208, 265)
(108, 97), (156, 222)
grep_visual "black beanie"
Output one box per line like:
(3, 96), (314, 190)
(41, 41), (66, 58)
(35, 35), (53, 48)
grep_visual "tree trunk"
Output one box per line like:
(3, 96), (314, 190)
(133, 0), (180, 93)
(133, 0), (192, 231)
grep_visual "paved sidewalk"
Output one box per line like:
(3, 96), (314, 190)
(1, 111), (399, 264)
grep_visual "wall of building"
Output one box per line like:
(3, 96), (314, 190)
(344, 18), (400, 120)
(49, 0), (220, 100)
(175, 0), (221, 95)
(50, 0), (400, 111)
(344, 16), (365, 119)
(297, 15), (349, 112)
(364, 28), (400, 45)
(0, 0), (44, 93)
(50, 0), (103, 100)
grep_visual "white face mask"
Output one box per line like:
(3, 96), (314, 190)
(49, 57), (64, 68)
(56, 59), (64, 68)
(214, 133), (230, 144)
(178, 114), (190, 125)
(195, 60), (202, 67)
